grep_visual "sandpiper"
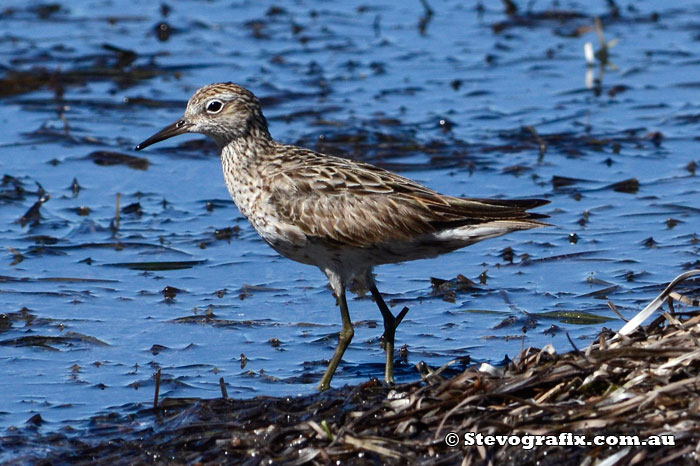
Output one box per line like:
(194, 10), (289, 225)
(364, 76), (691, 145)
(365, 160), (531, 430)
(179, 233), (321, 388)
(136, 82), (549, 391)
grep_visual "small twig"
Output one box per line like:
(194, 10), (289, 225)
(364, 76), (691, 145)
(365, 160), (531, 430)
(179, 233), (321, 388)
(321, 420), (334, 441)
(153, 368), (161, 409)
(373, 15), (381, 38)
(219, 377), (228, 399)
(59, 109), (71, 136)
(515, 333), (528, 371)
(343, 434), (401, 459)
(566, 331), (581, 355)
(418, 0), (434, 35)
(592, 17), (619, 69)
(434, 395), (473, 440)
(662, 312), (682, 329)
(416, 358), (459, 384)
(115, 193), (121, 230)
(670, 291), (700, 307)
(8, 246), (24, 266)
(607, 300), (628, 322)
(525, 125), (547, 160)
(594, 17), (605, 46)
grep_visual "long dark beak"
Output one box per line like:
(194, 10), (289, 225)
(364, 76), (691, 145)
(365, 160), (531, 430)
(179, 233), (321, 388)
(135, 118), (193, 151)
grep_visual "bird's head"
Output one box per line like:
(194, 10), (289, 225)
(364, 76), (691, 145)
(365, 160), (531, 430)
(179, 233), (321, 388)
(136, 82), (269, 150)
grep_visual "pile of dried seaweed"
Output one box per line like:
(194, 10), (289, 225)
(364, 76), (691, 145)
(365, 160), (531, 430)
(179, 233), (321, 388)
(5, 274), (700, 465)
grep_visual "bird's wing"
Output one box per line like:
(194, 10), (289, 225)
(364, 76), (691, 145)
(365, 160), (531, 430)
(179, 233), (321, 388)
(266, 148), (548, 247)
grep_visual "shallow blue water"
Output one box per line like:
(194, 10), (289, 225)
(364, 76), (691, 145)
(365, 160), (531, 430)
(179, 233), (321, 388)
(1, 0), (699, 435)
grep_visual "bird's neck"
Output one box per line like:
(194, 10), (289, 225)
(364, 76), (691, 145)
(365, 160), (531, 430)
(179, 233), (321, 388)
(219, 127), (277, 220)
(221, 126), (275, 166)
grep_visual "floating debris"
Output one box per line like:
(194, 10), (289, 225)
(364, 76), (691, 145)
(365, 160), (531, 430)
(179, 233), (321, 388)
(154, 22), (173, 41)
(101, 43), (137, 68)
(121, 202), (143, 216)
(535, 309), (614, 325)
(430, 275), (479, 303)
(86, 151), (150, 170)
(150, 344), (167, 356)
(214, 226), (240, 241)
(75, 206), (90, 216)
(19, 193), (50, 227)
(604, 177), (639, 194)
(103, 260), (206, 271)
(0, 332), (109, 350)
(69, 178), (82, 197)
(162, 286), (182, 300)
(8, 247), (24, 266)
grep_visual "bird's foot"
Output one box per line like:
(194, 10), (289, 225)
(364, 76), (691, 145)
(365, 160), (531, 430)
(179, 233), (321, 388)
(379, 306), (410, 384)
(379, 306), (410, 350)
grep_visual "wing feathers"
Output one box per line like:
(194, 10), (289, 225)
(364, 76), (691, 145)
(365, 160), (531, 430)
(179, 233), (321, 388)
(267, 146), (548, 247)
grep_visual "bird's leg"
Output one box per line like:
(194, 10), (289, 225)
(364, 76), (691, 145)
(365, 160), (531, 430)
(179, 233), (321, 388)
(318, 288), (354, 391)
(369, 284), (410, 384)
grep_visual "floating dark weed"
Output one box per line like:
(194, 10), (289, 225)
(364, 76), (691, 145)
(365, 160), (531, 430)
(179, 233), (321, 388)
(19, 193), (50, 227)
(86, 151), (150, 170)
(103, 260), (206, 271)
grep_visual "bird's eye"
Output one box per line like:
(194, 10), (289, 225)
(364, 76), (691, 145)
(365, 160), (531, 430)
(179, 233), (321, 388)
(206, 100), (224, 114)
